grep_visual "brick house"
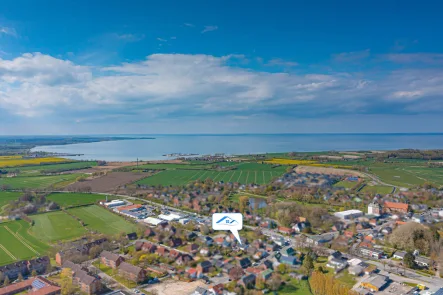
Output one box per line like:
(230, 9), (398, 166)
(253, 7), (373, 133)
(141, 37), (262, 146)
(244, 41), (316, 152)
(0, 276), (60, 295)
(0, 256), (50, 281)
(384, 201), (409, 214)
(63, 261), (102, 294)
(196, 261), (212, 273)
(100, 251), (124, 269)
(118, 262), (146, 282)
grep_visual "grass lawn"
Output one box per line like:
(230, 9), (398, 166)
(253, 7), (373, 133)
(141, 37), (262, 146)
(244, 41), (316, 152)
(46, 192), (108, 208)
(93, 260), (138, 288)
(0, 220), (49, 266)
(137, 168), (284, 186)
(0, 174), (81, 189)
(0, 191), (22, 212)
(335, 270), (356, 287)
(67, 205), (137, 235)
(333, 180), (359, 189)
(361, 185), (394, 195)
(30, 211), (88, 242)
(279, 279), (312, 295)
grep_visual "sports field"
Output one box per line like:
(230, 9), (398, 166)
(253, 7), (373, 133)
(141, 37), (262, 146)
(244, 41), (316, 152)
(67, 205), (137, 235)
(137, 168), (284, 186)
(30, 211), (88, 242)
(0, 220), (49, 266)
(0, 174), (81, 189)
(47, 192), (107, 208)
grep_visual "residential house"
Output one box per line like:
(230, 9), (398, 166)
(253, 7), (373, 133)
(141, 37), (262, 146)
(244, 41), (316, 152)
(100, 251), (124, 269)
(265, 243), (279, 252)
(414, 256), (431, 268)
(278, 226), (295, 235)
(176, 254), (193, 266)
(326, 258), (348, 271)
(281, 247), (296, 257)
(0, 257), (50, 281)
(392, 251), (406, 260)
(126, 233), (138, 240)
(118, 262), (146, 282)
(156, 246), (169, 257)
(0, 276), (60, 295)
(228, 267), (244, 280)
(169, 238), (182, 248)
(348, 265), (364, 276)
(280, 255), (297, 266)
(304, 234), (335, 246)
(384, 201), (409, 214)
(238, 257), (252, 269)
(358, 247), (383, 259)
(263, 260), (273, 270)
(196, 261), (213, 273)
(55, 239), (107, 265)
(62, 261), (101, 294)
(169, 250), (181, 260)
(188, 244), (199, 254)
(144, 228), (155, 237)
(200, 248), (210, 256)
(261, 269), (273, 281)
(239, 274), (256, 289)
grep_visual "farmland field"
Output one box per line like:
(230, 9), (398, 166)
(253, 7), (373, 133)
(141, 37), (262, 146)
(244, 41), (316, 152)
(0, 191), (22, 210)
(0, 220), (49, 266)
(30, 211), (88, 242)
(47, 192), (108, 207)
(0, 157), (69, 168)
(369, 165), (443, 188)
(66, 172), (149, 193)
(67, 205), (137, 235)
(0, 174), (81, 189)
(137, 167), (284, 186)
(134, 161), (239, 170)
(5, 161), (97, 175)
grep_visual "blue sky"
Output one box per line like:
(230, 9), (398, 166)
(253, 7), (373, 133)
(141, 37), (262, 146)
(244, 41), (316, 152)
(1, 0), (443, 134)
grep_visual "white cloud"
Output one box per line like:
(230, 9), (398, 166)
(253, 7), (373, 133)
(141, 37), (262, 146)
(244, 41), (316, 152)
(184, 23), (195, 27)
(157, 38), (168, 42)
(0, 52), (442, 120)
(332, 49), (371, 62)
(201, 25), (218, 34)
(114, 33), (145, 42)
(0, 26), (17, 37)
(266, 58), (298, 67)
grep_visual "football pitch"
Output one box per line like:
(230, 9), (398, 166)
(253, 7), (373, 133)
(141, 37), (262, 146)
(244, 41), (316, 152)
(0, 220), (49, 266)
(67, 205), (137, 236)
(30, 211), (89, 242)
(136, 169), (284, 186)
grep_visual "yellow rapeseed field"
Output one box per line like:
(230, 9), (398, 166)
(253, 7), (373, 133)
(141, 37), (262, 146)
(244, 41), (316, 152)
(0, 157), (69, 168)
(264, 158), (352, 169)
(0, 155), (22, 160)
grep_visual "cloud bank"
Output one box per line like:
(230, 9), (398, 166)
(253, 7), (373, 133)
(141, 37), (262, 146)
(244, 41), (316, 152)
(0, 52), (442, 131)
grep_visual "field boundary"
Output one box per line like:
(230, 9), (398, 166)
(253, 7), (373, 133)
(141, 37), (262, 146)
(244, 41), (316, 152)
(4, 226), (40, 255)
(0, 243), (17, 260)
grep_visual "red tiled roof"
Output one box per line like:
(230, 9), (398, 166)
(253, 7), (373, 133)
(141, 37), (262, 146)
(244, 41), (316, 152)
(384, 202), (408, 211)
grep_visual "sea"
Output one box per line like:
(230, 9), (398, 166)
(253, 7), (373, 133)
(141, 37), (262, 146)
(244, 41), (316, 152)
(31, 133), (443, 162)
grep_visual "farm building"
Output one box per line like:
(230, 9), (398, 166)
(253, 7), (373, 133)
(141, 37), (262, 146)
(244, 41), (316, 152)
(334, 210), (363, 220)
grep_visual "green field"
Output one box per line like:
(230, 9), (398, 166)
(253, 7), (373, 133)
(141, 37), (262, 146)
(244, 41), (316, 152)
(135, 161), (239, 170)
(361, 184), (394, 195)
(0, 220), (49, 266)
(67, 205), (137, 235)
(47, 192), (108, 208)
(5, 161), (97, 175)
(0, 174), (81, 189)
(30, 211), (88, 242)
(0, 191), (22, 211)
(333, 180), (358, 189)
(279, 280), (313, 295)
(370, 165), (443, 188)
(137, 168), (284, 186)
